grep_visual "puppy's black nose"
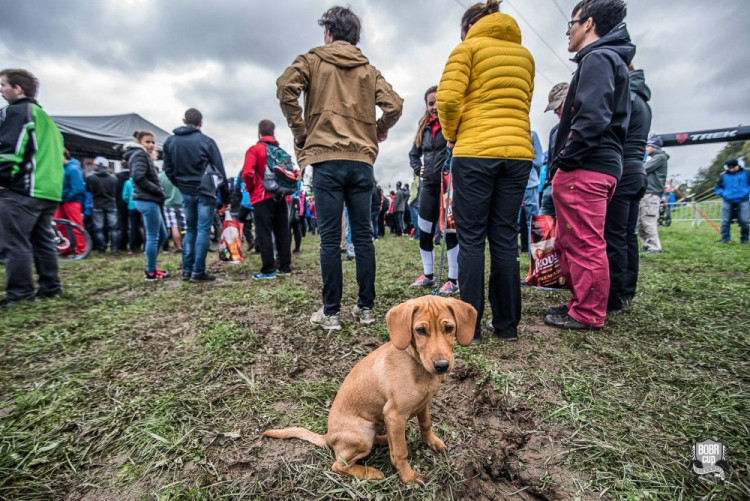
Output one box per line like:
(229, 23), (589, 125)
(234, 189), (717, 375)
(433, 360), (450, 373)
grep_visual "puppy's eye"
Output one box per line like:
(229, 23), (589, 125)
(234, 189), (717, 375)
(445, 325), (454, 334)
(416, 327), (427, 336)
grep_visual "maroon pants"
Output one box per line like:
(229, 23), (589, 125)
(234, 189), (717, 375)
(552, 169), (617, 327)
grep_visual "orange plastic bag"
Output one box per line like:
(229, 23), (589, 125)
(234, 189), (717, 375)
(219, 212), (244, 263)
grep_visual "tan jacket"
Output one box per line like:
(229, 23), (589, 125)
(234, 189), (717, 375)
(277, 42), (404, 168)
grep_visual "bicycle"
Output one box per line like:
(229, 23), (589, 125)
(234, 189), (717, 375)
(53, 218), (92, 261)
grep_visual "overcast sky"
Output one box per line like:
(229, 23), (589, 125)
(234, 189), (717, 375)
(2, 0), (749, 190)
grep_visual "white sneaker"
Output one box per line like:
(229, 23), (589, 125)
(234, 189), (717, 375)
(310, 308), (341, 331)
(353, 305), (375, 325)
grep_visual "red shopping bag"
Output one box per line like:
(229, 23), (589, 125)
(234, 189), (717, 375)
(219, 212), (244, 263)
(525, 215), (566, 290)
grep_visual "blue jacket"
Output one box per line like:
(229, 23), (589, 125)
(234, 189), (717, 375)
(62, 158), (86, 204)
(715, 167), (749, 202)
(122, 178), (136, 210)
(233, 174), (252, 210)
(525, 131), (543, 189)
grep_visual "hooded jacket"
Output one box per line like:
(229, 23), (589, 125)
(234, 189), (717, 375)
(115, 168), (131, 208)
(123, 143), (165, 205)
(622, 69), (652, 173)
(162, 125), (229, 201)
(715, 167), (750, 203)
(0, 97), (63, 201)
(277, 42), (404, 168)
(644, 149), (669, 195)
(552, 23), (635, 180)
(409, 118), (448, 186)
(62, 158), (86, 205)
(437, 12), (535, 160)
(85, 165), (118, 209)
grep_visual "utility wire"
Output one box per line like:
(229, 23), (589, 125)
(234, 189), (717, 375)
(452, 0), (467, 9)
(504, 0), (575, 74)
(551, 0), (571, 22)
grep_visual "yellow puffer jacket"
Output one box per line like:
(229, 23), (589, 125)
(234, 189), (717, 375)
(437, 12), (535, 160)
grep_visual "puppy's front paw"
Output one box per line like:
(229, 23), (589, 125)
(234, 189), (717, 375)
(399, 468), (425, 486)
(423, 432), (446, 451)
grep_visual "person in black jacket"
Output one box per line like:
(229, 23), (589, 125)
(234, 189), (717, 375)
(86, 156), (119, 252)
(123, 130), (169, 281)
(545, 0), (633, 331)
(605, 65), (651, 313)
(163, 108), (229, 283)
(407, 85), (459, 295)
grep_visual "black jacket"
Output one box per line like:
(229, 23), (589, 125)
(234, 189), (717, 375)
(552, 23), (635, 181)
(371, 185), (382, 212)
(622, 69), (652, 174)
(85, 166), (118, 209)
(409, 122), (448, 186)
(115, 168), (131, 208)
(162, 125), (230, 201)
(123, 144), (165, 205)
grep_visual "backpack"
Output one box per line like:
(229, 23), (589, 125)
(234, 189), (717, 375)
(262, 143), (299, 196)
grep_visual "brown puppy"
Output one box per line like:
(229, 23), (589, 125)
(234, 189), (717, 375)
(263, 295), (477, 484)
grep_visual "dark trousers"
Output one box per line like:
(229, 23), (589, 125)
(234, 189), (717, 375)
(0, 189), (61, 300)
(128, 209), (143, 252)
(238, 206), (255, 248)
(394, 210), (404, 235)
(254, 197), (291, 274)
(453, 157), (530, 337)
(290, 218), (302, 251)
(117, 202), (130, 251)
(313, 160), (375, 316)
(605, 172), (646, 310)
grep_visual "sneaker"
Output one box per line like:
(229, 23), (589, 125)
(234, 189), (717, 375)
(354, 305), (376, 325)
(545, 304), (569, 316)
(310, 308), (341, 331)
(35, 289), (62, 299)
(606, 308), (623, 316)
(252, 272), (276, 280)
(292, 249), (301, 254)
(0, 297), (24, 308)
(145, 270), (166, 282)
(484, 319), (518, 341)
(190, 272), (216, 282)
(410, 275), (435, 289)
(156, 268), (171, 279)
(544, 313), (602, 331)
(438, 281), (459, 296)
(182, 271), (191, 281)
(276, 269), (291, 276)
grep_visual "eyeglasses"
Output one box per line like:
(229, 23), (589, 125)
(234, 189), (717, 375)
(567, 18), (585, 29)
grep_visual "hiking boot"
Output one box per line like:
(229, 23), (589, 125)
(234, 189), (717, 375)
(544, 313), (602, 331)
(545, 304), (569, 316)
(190, 272), (216, 283)
(410, 275), (435, 289)
(252, 272), (276, 280)
(354, 305), (375, 325)
(310, 308), (341, 331)
(438, 280), (459, 296)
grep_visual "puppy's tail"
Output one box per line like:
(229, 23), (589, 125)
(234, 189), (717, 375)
(263, 427), (327, 448)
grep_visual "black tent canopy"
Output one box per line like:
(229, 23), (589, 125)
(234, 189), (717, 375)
(51, 113), (171, 160)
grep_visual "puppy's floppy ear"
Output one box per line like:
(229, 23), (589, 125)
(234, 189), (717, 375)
(386, 299), (418, 350)
(446, 298), (477, 346)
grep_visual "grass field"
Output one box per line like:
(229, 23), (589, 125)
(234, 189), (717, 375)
(1, 222), (748, 500)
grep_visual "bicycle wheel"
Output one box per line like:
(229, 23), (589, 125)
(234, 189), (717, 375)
(53, 219), (93, 262)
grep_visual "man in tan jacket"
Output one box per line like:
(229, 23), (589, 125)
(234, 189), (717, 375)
(277, 6), (403, 331)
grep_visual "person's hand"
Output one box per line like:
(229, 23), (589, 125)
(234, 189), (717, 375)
(420, 165), (425, 177)
(377, 130), (388, 142)
(447, 141), (455, 150)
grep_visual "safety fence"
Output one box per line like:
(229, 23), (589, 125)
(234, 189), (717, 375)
(663, 199), (722, 226)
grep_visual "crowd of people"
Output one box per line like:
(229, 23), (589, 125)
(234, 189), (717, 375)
(2, 1), (748, 349)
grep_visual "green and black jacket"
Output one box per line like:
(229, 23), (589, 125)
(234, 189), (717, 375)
(0, 97), (64, 201)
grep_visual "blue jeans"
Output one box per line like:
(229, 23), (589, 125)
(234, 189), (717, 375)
(721, 199), (749, 242)
(181, 194), (216, 275)
(91, 207), (119, 251)
(313, 160), (375, 315)
(134, 200), (167, 273)
(409, 204), (420, 238)
(539, 184), (555, 216)
(371, 210), (380, 239)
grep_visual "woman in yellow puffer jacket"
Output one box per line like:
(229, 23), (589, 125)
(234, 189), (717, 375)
(436, 0), (535, 344)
